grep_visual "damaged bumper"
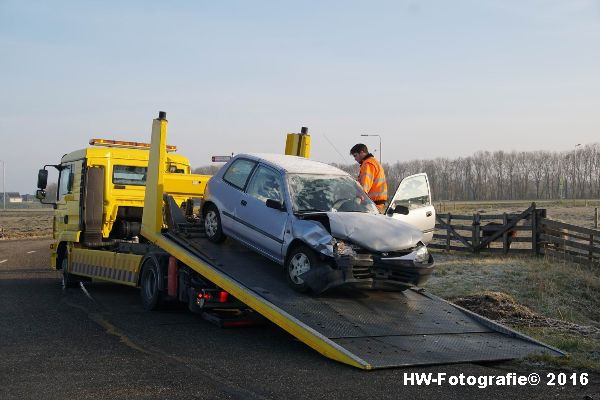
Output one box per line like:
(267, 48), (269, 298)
(299, 246), (435, 294)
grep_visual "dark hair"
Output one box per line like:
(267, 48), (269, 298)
(350, 143), (368, 155)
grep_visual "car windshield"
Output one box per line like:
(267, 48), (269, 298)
(287, 174), (379, 214)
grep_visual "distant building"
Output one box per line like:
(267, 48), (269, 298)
(21, 194), (36, 202)
(0, 192), (22, 203)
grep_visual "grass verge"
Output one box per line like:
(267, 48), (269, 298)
(427, 251), (600, 371)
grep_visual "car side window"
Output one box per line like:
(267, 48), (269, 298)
(223, 159), (257, 190)
(246, 166), (284, 203)
(393, 175), (430, 209)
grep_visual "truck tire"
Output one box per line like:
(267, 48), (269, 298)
(61, 257), (79, 289)
(204, 204), (226, 243)
(140, 255), (165, 310)
(286, 244), (319, 293)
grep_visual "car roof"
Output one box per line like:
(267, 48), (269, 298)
(241, 153), (349, 175)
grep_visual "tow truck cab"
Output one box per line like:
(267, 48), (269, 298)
(36, 139), (210, 270)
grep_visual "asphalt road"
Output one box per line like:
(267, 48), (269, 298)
(0, 239), (598, 400)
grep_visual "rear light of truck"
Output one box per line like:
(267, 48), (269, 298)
(219, 291), (229, 303)
(197, 291), (212, 300)
(197, 290), (230, 303)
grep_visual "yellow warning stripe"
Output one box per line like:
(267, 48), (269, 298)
(70, 248), (142, 287)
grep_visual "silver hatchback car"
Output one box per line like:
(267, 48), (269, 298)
(202, 153), (436, 293)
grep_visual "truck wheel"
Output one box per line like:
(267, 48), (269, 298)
(204, 204), (226, 243)
(286, 244), (318, 293)
(140, 256), (164, 310)
(61, 257), (79, 289)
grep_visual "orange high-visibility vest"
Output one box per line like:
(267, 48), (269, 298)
(358, 154), (388, 207)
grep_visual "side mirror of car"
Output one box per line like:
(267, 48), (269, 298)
(35, 189), (46, 200)
(37, 169), (48, 189)
(266, 199), (284, 211)
(389, 204), (409, 215)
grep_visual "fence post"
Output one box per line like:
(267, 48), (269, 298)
(502, 213), (509, 254)
(589, 234), (594, 263)
(595, 207), (598, 229)
(446, 213), (452, 252)
(472, 213), (480, 254)
(531, 203), (538, 255)
(533, 205), (546, 256)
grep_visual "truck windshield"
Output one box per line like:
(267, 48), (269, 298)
(287, 174), (379, 214)
(113, 165), (147, 186)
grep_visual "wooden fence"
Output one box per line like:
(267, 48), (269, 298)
(430, 203), (600, 266)
(539, 218), (600, 266)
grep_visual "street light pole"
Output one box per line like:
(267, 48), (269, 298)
(360, 134), (382, 164)
(0, 160), (5, 210)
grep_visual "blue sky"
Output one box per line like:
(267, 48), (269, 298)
(1, 0), (600, 193)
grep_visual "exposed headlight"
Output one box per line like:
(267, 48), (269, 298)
(414, 245), (429, 263)
(333, 239), (358, 257)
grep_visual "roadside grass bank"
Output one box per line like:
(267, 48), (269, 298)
(428, 251), (600, 371)
(0, 209), (53, 240)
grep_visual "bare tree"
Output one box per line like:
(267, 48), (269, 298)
(530, 152), (547, 199)
(193, 165), (224, 175)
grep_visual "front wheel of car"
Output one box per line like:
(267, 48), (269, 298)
(204, 204), (226, 243)
(286, 244), (319, 293)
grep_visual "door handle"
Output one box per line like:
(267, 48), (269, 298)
(426, 211), (432, 217)
(241, 200), (247, 206)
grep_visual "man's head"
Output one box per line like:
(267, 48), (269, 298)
(350, 143), (369, 164)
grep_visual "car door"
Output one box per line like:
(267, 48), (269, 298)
(218, 158), (258, 233)
(236, 164), (288, 263)
(386, 173), (436, 244)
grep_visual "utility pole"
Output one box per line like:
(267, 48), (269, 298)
(360, 134), (382, 164)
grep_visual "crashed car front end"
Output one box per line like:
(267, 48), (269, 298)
(289, 213), (435, 294)
(285, 172), (435, 293)
(332, 238), (435, 290)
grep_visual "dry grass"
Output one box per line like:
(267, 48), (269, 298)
(427, 251), (600, 370)
(0, 209), (53, 240)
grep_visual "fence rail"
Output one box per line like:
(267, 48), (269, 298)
(431, 202), (600, 266)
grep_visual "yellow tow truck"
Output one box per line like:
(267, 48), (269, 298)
(35, 112), (562, 369)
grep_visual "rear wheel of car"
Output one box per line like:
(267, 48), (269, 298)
(286, 244), (318, 293)
(204, 204), (226, 243)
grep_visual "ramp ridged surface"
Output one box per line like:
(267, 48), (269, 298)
(173, 234), (562, 368)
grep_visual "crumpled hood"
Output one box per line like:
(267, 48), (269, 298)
(326, 212), (423, 252)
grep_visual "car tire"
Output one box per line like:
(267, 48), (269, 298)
(140, 255), (165, 311)
(204, 204), (226, 243)
(61, 257), (79, 289)
(286, 244), (319, 293)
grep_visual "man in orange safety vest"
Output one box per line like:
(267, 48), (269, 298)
(350, 143), (388, 213)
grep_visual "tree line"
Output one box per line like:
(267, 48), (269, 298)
(194, 143), (600, 201)
(337, 143), (600, 201)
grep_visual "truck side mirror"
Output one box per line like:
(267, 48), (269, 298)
(37, 169), (48, 189)
(35, 189), (46, 200)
